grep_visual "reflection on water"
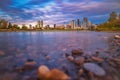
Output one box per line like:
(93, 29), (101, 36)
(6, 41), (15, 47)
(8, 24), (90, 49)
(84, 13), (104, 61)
(0, 31), (116, 79)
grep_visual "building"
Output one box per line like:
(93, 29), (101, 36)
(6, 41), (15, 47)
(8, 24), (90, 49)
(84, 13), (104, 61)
(37, 20), (43, 29)
(77, 19), (81, 27)
(71, 20), (76, 29)
(82, 17), (89, 29)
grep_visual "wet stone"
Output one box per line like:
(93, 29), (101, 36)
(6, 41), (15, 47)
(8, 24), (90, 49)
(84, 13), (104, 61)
(83, 63), (106, 77)
(74, 56), (85, 65)
(0, 50), (5, 56)
(67, 56), (74, 62)
(72, 49), (83, 56)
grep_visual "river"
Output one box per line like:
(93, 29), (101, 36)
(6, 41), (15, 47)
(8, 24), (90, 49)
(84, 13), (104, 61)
(0, 31), (119, 80)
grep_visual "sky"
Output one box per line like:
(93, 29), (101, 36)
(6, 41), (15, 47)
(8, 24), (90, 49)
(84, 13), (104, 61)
(0, 0), (120, 26)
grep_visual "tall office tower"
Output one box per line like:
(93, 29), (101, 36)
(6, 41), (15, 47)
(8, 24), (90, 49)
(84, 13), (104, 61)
(54, 24), (56, 29)
(71, 20), (76, 29)
(77, 19), (81, 27)
(40, 20), (43, 29)
(82, 17), (88, 29)
(88, 21), (92, 30)
(37, 20), (43, 29)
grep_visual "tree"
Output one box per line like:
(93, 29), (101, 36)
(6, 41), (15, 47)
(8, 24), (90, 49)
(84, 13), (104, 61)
(22, 24), (28, 30)
(8, 22), (12, 29)
(108, 11), (117, 22)
(0, 19), (8, 29)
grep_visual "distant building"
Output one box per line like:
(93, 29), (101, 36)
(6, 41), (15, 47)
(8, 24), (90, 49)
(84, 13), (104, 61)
(54, 24), (56, 29)
(71, 20), (76, 29)
(82, 17), (89, 29)
(37, 20), (43, 29)
(77, 19), (81, 27)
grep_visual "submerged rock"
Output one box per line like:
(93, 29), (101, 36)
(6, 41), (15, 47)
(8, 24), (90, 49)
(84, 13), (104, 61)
(114, 35), (120, 39)
(91, 56), (104, 62)
(0, 50), (5, 56)
(71, 49), (83, 56)
(67, 56), (74, 62)
(74, 56), (85, 65)
(83, 63), (106, 77)
(23, 59), (37, 70)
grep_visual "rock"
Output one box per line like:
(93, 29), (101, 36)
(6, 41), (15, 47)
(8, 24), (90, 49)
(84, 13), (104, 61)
(91, 56), (104, 62)
(78, 69), (84, 76)
(46, 55), (51, 60)
(23, 60), (37, 70)
(111, 58), (120, 62)
(71, 49), (83, 56)
(67, 56), (74, 62)
(104, 75), (113, 80)
(43, 69), (70, 80)
(83, 63), (106, 77)
(0, 50), (5, 56)
(74, 57), (85, 65)
(38, 65), (50, 79)
(88, 71), (95, 80)
(114, 35), (120, 39)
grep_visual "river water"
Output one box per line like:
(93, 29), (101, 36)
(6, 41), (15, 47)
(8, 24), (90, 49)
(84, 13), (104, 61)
(0, 31), (119, 79)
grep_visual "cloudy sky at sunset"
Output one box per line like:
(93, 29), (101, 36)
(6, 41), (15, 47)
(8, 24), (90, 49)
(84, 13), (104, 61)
(0, 0), (120, 26)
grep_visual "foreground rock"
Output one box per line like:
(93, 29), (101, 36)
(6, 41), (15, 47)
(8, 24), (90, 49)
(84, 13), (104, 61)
(83, 63), (106, 77)
(38, 65), (69, 80)
(71, 49), (83, 56)
(38, 65), (50, 79)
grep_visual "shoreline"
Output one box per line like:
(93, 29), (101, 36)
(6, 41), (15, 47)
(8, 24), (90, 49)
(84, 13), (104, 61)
(0, 29), (120, 32)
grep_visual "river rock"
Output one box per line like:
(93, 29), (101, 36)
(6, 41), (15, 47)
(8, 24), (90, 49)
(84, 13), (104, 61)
(46, 55), (51, 60)
(43, 69), (69, 80)
(38, 65), (50, 79)
(71, 49), (83, 56)
(74, 56), (85, 65)
(0, 50), (5, 56)
(78, 69), (84, 76)
(83, 63), (106, 77)
(67, 56), (74, 62)
(114, 35), (120, 39)
(91, 56), (104, 62)
(23, 59), (37, 70)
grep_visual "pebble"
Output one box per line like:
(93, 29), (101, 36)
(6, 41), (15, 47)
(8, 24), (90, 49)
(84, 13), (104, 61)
(83, 63), (106, 77)
(91, 56), (104, 62)
(67, 56), (74, 62)
(74, 56), (85, 65)
(0, 50), (5, 56)
(114, 35), (120, 39)
(71, 49), (83, 56)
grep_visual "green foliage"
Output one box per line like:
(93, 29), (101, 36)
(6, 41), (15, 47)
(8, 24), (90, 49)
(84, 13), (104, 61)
(22, 24), (28, 30)
(97, 12), (120, 31)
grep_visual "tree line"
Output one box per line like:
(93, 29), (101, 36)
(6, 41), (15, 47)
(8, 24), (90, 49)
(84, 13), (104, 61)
(97, 11), (120, 31)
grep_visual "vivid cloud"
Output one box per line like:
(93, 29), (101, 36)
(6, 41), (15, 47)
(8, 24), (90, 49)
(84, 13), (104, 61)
(0, 0), (120, 26)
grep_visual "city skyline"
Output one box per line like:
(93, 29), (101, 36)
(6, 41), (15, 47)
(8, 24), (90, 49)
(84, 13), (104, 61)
(0, 0), (120, 26)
